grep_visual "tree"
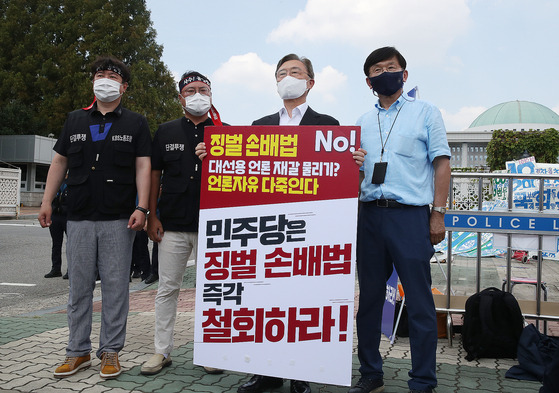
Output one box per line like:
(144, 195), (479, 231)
(486, 128), (559, 171)
(0, 0), (182, 136)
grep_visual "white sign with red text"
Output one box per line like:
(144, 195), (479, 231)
(193, 126), (360, 386)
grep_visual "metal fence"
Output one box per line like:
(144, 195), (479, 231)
(0, 167), (21, 217)
(436, 172), (559, 342)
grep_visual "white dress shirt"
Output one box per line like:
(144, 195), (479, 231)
(279, 102), (308, 125)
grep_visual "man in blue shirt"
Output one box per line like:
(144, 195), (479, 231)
(350, 47), (451, 393)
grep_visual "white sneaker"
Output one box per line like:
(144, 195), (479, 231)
(140, 354), (172, 375)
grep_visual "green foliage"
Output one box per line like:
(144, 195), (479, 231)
(0, 0), (182, 136)
(0, 99), (47, 135)
(450, 167), (490, 173)
(486, 128), (559, 170)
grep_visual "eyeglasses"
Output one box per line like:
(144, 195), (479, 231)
(370, 65), (402, 77)
(276, 67), (308, 80)
(181, 86), (210, 96)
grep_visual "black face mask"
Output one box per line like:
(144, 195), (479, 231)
(368, 70), (404, 96)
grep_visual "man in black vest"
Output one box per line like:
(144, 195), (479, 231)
(141, 71), (224, 376)
(39, 56), (151, 379)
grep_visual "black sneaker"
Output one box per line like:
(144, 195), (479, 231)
(144, 273), (159, 284)
(348, 377), (384, 393)
(44, 270), (62, 278)
(237, 375), (283, 393)
(63, 272), (69, 279)
(291, 380), (311, 393)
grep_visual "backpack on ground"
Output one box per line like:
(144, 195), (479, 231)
(462, 287), (524, 361)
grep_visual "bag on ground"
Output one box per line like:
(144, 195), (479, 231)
(506, 323), (559, 381)
(462, 287), (524, 361)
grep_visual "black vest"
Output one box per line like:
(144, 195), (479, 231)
(156, 117), (207, 231)
(64, 109), (138, 218)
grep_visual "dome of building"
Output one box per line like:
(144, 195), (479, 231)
(467, 100), (559, 131)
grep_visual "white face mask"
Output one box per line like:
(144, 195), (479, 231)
(277, 75), (308, 100)
(183, 93), (211, 116)
(93, 78), (123, 103)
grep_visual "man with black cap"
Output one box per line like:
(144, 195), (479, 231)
(141, 71), (224, 376)
(39, 55), (152, 380)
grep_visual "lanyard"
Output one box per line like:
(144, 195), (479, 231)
(377, 101), (404, 161)
(83, 97), (96, 110)
(209, 105), (223, 126)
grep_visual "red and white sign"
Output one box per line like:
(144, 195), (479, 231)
(194, 125), (360, 386)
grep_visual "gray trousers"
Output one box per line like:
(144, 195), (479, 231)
(65, 219), (135, 359)
(154, 231), (197, 355)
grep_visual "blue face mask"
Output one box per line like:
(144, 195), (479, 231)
(368, 70), (404, 96)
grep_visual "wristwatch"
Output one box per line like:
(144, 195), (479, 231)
(432, 206), (447, 214)
(135, 206), (150, 215)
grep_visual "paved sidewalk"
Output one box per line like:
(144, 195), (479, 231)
(0, 207), (552, 392)
(0, 262), (549, 393)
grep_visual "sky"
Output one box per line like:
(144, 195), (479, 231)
(144, 0), (559, 131)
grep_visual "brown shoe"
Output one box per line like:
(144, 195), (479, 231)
(203, 366), (224, 374)
(99, 352), (121, 379)
(53, 355), (91, 378)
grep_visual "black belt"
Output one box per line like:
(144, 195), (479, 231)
(366, 199), (408, 208)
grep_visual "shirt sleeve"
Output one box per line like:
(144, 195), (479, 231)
(134, 115), (152, 157)
(426, 104), (451, 162)
(151, 127), (164, 171)
(53, 115), (71, 157)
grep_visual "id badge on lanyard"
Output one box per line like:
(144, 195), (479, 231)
(372, 161), (387, 184)
(373, 102), (404, 185)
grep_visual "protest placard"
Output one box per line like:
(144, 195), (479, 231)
(193, 125), (360, 385)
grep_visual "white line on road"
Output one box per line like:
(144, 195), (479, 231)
(0, 222), (42, 227)
(0, 283), (37, 287)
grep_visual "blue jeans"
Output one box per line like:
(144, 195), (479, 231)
(65, 219), (135, 359)
(356, 203), (437, 391)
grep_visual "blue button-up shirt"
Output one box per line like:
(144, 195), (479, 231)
(358, 95), (451, 205)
